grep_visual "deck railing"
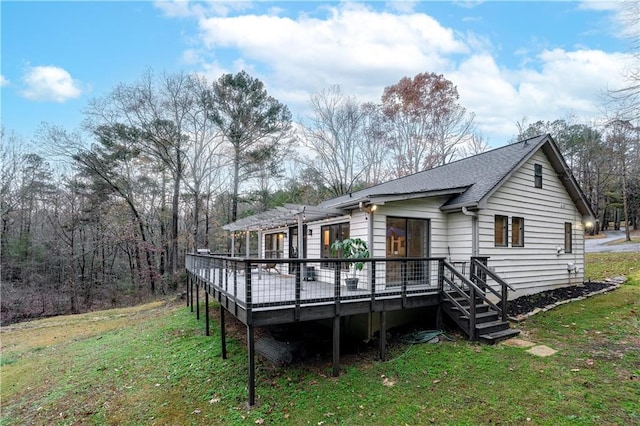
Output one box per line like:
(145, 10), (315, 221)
(185, 254), (445, 311)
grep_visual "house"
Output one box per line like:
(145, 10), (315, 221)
(232, 133), (594, 296)
(186, 134), (595, 405)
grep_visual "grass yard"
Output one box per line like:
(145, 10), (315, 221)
(1, 253), (639, 425)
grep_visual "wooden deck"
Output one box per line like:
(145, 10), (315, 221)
(186, 255), (443, 327)
(184, 254), (514, 406)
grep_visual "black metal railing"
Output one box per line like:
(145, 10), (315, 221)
(439, 257), (515, 339)
(186, 254), (444, 311)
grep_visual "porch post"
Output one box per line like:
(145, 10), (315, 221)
(332, 315), (340, 377)
(220, 306), (227, 359)
(231, 232), (235, 257)
(298, 212), (304, 281)
(379, 310), (387, 361)
(257, 230), (263, 280)
(247, 324), (256, 406)
(245, 230), (250, 257)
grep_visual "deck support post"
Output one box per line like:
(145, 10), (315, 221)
(186, 274), (190, 307)
(332, 315), (340, 377)
(196, 278), (200, 320)
(435, 304), (443, 330)
(190, 275), (194, 312)
(220, 306), (227, 359)
(247, 325), (256, 406)
(205, 290), (210, 336)
(379, 311), (387, 361)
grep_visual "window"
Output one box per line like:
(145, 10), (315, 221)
(321, 222), (350, 268)
(564, 222), (573, 253)
(264, 233), (285, 258)
(512, 217), (525, 247)
(494, 215), (508, 247)
(534, 164), (543, 188)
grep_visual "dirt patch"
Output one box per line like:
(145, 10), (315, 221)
(502, 281), (619, 318)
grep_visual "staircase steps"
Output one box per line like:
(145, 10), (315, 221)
(442, 294), (519, 344)
(479, 328), (521, 344)
(460, 311), (499, 324)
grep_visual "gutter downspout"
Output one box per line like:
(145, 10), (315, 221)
(462, 207), (479, 257)
(367, 208), (375, 342)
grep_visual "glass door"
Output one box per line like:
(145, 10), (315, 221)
(289, 225), (307, 275)
(386, 217), (429, 285)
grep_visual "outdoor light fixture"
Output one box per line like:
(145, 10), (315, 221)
(359, 202), (378, 214)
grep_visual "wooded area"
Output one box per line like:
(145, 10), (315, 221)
(2, 2), (639, 323)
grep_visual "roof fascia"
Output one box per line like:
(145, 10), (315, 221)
(540, 140), (596, 219)
(330, 187), (469, 209)
(477, 135), (550, 209)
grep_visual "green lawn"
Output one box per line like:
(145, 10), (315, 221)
(2, 253), (639, 425)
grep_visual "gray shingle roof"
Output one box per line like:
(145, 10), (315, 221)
(320, 134), (549, 210)
(223, 134), (594, 231)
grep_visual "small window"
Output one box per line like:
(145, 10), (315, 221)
(494, 215), (508, 247)
(534, 164), (543, 188)
(564, 222), (573, 253)
(512, 217), (525, 247)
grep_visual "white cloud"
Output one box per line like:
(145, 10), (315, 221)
(159, 2), (632, 143)
(193, 3), (467, 112)
(0, 75), (9, 87)
(451, 49), (632, 143)
(21, 65), (82, 102)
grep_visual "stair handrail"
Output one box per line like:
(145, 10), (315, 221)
(443, 261), (506, 339)
(470, 258), (515, 321)
(444, 261), (502, 312)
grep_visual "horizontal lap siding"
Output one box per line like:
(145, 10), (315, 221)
(479, 150), (585, 296)
(447, 212), (473, 262)
(373, 198), (449, 258)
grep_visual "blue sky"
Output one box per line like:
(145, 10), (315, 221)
(1, 1), (632, 147)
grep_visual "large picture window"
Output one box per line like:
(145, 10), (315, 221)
(321, 222), (350, 268)
(264, 233), (285, 258)
(494, 215), (508, 247)
(512, 217), (525, 247)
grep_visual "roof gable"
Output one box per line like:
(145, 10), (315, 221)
(321, 134), (547, 209)
(320, 134), (594, 219)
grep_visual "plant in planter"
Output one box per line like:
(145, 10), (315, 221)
(330, 238), (370, 290)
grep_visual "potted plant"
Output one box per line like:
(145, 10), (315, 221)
(330, 237), (369, 290)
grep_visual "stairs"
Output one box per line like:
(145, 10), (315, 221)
(441, 295), (520, 344)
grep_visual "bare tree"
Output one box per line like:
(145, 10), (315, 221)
(607, 0), (640, 122)
(459, 132), (490, 158)
(606, 119), (638, 241)
(85, 70), (195, 276)
(302, 85), (369, 196)
(381, 72), (475, 178)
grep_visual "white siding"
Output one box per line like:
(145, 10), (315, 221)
(372, 198), (449, 257)
(446, 212), (473, 263)
(479, 150), (586, 296)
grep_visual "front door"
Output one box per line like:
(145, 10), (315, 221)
(386, 217), (430, 285)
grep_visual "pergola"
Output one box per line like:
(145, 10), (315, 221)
(222, 203), (347, 258)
